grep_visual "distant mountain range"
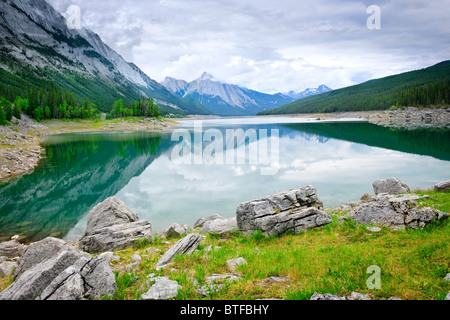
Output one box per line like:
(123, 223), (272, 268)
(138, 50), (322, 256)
(0, 0), (209, 114)
(259, 61), (450, 115)
(283, 85), (332, 100)
(162, 72), (332, 116)
(0, 0), (339, 117)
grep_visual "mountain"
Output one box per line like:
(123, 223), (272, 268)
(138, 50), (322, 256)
(0, 0), (210, 114)
(162, 72), (295, 116)
(259, 61), (450, 115)
(283, 85), (332, 100)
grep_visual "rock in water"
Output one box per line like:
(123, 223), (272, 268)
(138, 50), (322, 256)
(372, 178), (410, 195)
(155, 234), (205, 270)
(78, 197), (153, 253)
(236, 185), (331, 236)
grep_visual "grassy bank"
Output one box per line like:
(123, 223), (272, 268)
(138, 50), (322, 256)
(104, 189), (450, 301)
(1, 190), (449, 300)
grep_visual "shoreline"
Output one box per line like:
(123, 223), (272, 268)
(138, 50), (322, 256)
(1, 181), (449, 301)
(1, 107), (449, 182)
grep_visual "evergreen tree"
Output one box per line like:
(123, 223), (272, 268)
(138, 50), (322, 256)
(0, 104), (6, 125)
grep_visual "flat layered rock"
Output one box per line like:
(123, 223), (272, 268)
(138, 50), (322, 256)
(236, 185), (331, 236)
(155, 233), (205, 270)
(78, 220), (153, 254)
(78, 197), (153, 254)
(345, 198), (448, 230)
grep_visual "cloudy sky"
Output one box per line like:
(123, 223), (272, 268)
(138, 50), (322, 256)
(47, 0), (450, 94)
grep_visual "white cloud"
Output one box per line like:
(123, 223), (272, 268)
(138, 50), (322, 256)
(47, 0), (450, 93)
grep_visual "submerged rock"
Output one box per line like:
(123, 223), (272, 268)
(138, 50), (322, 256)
(236, 185), (331, 236)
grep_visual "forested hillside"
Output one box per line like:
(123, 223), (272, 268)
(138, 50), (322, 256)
(259, 61), (450, 115)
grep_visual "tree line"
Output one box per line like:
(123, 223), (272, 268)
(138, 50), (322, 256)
(396, 80), (450, 107)
(0, 81), (161, 125)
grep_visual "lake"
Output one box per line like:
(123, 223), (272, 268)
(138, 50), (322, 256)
(1, 117), (449, 243)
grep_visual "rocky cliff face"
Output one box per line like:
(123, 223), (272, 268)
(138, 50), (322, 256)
(0, 0), (206, 113)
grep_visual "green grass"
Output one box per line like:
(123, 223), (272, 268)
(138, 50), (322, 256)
(1, 190), (448, 300)
(98, 189), (449, 301)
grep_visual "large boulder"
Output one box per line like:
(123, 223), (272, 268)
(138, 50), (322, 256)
(14, 237), (69, 278)
(199, 217), (237, 235)
(84, 197), (139, 233)
(155, 233), (205, 270)
(372, 178), (410, 195)
(39, 256), (116, 300)
(78, 197), (153, 253)
(236, 185), (331, 236)
(0, 237), (117, 300)
(0, 248), (84, 300)
(434, 180), (450, 192)
(0, 240), (25, 258)
(345, 196), (448, 230)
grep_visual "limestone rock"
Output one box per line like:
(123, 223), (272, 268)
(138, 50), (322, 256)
(347, 200), (448, 230)
(14, 237), (69, 278)
(310, 292), (371, 300)
(226, 257), (247, 272)
(84, 197), (139, 234)
(39, 256), (116, 300)
(372, 178), (410, 195)
(0, 261), (17, 277)
(78, 197), (153, 254)
(196, 273), (242, 297)
(162, 223), (189, 238)
(0, 240), (25, 258)
(236, 185), (331, 236)
(193, 214), (225, 229)
(155, 233), (205, 270)
(200, 217), (237, 235)
(141, 277), (181, 300)
(79, 220), (153, 254)
(98, 251), (120, 264)
(0, 248), (83, 300)
(434, 180), (450, 192)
